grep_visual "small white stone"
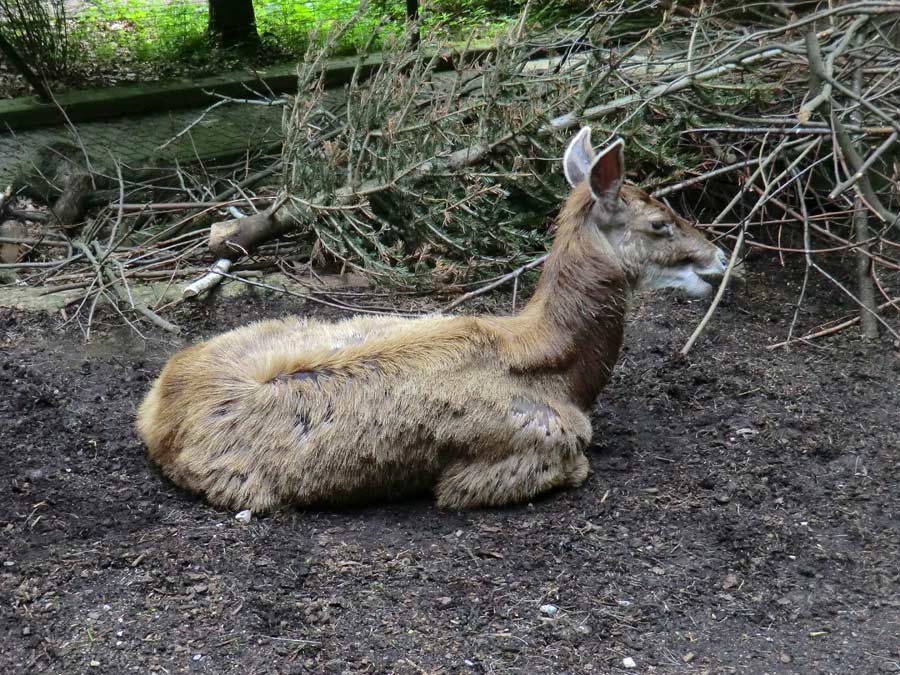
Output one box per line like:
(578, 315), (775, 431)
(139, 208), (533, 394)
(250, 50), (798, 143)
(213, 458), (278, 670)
(539, 604), (558, 617)
(616, 599), (632, 607)
(193, 654), (203, 661)
(622, 656), (637, 669)
(235, 510), (252, 524)
(464, 660), (475, 667)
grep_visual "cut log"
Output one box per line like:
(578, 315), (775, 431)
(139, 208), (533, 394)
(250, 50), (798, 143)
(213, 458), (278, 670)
(208, 199), (296, 260)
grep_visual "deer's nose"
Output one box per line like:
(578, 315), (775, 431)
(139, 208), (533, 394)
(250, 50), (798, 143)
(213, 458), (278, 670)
(697, 248), (729, 278)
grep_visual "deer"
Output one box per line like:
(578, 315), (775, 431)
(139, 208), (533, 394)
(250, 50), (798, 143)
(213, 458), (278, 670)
(136, 127), (728, 513)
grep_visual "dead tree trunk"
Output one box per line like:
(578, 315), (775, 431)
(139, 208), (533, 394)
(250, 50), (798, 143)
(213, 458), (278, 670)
(407, 0), (420, 48)
(208, 0), (259, 48)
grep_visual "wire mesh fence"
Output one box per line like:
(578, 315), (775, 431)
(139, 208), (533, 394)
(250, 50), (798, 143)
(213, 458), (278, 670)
(0, 101), (282, 183)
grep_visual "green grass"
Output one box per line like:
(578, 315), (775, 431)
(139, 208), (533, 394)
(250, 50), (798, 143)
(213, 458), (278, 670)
(64, 1), (526, 83)
(69, 1), (209, 66)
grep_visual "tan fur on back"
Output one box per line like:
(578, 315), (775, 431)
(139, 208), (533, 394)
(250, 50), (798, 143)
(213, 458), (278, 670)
(138, 310), (597, 511)
(137, 170), (718, 511)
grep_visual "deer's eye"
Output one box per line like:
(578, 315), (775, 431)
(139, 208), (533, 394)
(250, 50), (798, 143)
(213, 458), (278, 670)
(651, 221), (672, 234)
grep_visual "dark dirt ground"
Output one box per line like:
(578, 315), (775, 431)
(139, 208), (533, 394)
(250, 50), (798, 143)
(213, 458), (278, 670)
(2, 262), (899, 675)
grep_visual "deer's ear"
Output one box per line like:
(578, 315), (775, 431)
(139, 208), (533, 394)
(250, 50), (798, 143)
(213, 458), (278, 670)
(563, 127), (595, 187)
(589, 138), (625, 205)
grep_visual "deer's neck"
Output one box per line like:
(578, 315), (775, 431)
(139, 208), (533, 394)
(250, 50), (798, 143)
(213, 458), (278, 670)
(502, 221), (629, 410)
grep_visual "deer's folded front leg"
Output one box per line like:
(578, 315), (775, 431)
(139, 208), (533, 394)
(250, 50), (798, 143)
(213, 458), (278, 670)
(434, 397), (592, 508)
(435, 448), (590, 509)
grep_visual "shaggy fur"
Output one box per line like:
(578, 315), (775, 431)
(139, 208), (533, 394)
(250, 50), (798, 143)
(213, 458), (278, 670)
(137, 131), (725, 511)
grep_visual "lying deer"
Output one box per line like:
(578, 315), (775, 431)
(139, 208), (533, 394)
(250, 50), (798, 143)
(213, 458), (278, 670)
(137, 128), (727, 512)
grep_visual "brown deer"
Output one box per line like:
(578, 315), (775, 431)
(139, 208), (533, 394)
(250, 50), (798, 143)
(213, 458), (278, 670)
(136, 128), (727, 512)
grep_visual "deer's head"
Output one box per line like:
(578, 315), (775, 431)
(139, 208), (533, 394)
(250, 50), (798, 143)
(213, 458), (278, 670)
(563, 127), (727, 297)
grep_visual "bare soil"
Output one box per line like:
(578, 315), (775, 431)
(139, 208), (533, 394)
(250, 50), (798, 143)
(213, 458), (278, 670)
(2, 265), (899, 674)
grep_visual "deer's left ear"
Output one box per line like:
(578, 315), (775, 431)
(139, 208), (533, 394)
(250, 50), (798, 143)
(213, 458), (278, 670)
(589, 138), (625, 206)
(563, 127), (595, 187)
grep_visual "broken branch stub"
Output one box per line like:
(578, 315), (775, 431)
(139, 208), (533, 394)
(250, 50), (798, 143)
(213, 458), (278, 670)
(208, 204), (296, 260)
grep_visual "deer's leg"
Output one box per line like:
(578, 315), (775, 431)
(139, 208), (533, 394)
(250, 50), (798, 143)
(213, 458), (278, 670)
(434, 396), (592, 509)
(435, 392), (591, 509)
(435, 448), (589, 509)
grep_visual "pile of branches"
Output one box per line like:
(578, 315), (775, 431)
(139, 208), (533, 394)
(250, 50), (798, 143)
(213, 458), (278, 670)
(3, 0), (899, 347)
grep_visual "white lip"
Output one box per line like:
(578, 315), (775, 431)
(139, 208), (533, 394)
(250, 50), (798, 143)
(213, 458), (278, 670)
(681, 267), (714, 297)
(638, 264), (714, 297)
